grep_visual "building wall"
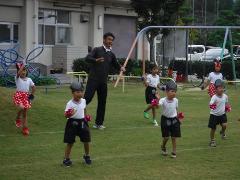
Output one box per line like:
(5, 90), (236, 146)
(0, 0), (137, 75)
(104, 14), (136, 58)
(0, 6), (21, 22)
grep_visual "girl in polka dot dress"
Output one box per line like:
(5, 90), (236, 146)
(13, 63), (36, 136)
(202, 60), (223, 97)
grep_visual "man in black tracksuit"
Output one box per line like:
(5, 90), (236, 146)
(85, 32), (125, 129)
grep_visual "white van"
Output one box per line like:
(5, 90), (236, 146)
(202, 48), (229, 61)
(188, 45), (205, 61)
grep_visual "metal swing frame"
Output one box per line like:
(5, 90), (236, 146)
(114, 25), (240, 88)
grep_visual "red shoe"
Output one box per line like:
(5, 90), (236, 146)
(22, 127), (30, 136)
(15, 119), (22, 128)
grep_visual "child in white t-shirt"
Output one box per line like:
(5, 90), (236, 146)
(143, 65), (161, 126)
(202, 60), (223, 97)
(13, 62), (36, 136)
(154, 81), (184, 158)
(63, 82), (92, 167)
(208, 79), (231, 147)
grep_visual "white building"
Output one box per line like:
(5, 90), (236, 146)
(0, 0), (138, 74)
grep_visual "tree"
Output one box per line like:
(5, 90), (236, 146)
(207, 10), (240, 47)
(130, 0), (185, 62)
(234, 0), (240, 16)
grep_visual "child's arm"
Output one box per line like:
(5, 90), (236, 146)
(28, 79), (36, 100)
(16, 64), (25, 78)
(143, 74), (149, 87)
(176, 100), (184, 122)
(64, 103), (76, 118)
(202, 78), (210, 90)
(209, 96), (217, 110)
(84, 108), (92, 122)
(225, 95), (231, 112)
(31, 85), (36, 95)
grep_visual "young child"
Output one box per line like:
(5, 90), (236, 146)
(63, 82), (92, 167)
(13, 62), (35, 136)
(154, 81), (184, 158)
(208, 79), (231, 147)
(202, 60), (223, 97)
(143, 65), (161, 126)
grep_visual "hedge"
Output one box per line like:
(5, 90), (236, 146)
(0, 75), (57, 87)
(72, 58), (155, 76)
(72, 58), (240, 80)
(170, 60), (240, 80)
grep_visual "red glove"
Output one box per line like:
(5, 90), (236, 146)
(225, 104), (231, 113)
(85, 114), (92, 122)
(209, 104), (217, 110)
(64, 108), (74, 118)
(178, 112), (184, 120)
(151, 99), (159, 107)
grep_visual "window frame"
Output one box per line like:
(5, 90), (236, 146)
(0, 22), (19, 45)
(38, 9), (72, 46)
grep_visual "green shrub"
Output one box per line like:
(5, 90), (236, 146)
(170, 60), (240, 80)
(32, 76), (57, 86)
(72, 58), (153, 76)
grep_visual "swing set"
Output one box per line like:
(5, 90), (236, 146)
(114, 26), (240, 88)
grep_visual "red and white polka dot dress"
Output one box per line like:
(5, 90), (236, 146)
(13, 91), (31, 109)
(13, 76), (35, 109)
(208, 83), (216, 98)
(207, 72), (223, 97)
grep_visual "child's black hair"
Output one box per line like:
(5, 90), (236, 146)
(103, 32), (115, 40)
(70, 82), (85, 92)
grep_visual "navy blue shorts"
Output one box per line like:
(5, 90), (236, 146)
(145, 86), (157, 104)
(208, 114), (227, 130)
(161, 116), (181, 138)
(64, 118), (91, 144)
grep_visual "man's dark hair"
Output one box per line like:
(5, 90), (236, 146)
(103, 32), (115, 40)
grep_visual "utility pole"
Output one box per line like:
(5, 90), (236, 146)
(216, 0), (219, 19)
(204, 0), (207, 25)
(192, 0), (195, 25)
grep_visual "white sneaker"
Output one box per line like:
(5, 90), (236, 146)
(171, 152), (177, 158)
(93, 124), (98, 129)
(98, 125), (106, 130)
(153, 120), (158, 126)
(93, 124), (106, 130)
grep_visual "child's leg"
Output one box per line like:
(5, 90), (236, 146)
(162, 137), (169, 148)
(83, 143), (90, 156)
(64, 143), (73, 159)
(152, 107), (156, 120)
(144, 105), (152, 112)
(171, 137), (177, 154)
(210, 128), (216, 140)
(22, 109), (28, 128)
(16, 109), (23, 119)
(220, 123), (227, 134)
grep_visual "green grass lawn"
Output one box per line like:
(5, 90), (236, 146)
(0, 84), (240, 180)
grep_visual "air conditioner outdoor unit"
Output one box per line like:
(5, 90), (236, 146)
(80, 14), (89, 23)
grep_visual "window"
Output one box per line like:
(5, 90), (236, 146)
(0, 24), (10, 43)
(38, 9), (71, 45)
(45, 26), (55, 45)
(57, 27), (71, 44)
(0, 23), (19, 43)
(13, 25), (18, 41)
(57, 10), (70, 24)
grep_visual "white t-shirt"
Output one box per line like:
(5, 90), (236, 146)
(159, 97), (178, 118)
(146, 74), (160, 88)
(15, 76), (35, 92)
(65, 98), (86, 119)
(210, 94), (228, 116)
(208, 72), (223, 84)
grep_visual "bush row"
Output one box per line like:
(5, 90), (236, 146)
(170, 60), (240, 80)
(72, 58), (240, 80)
